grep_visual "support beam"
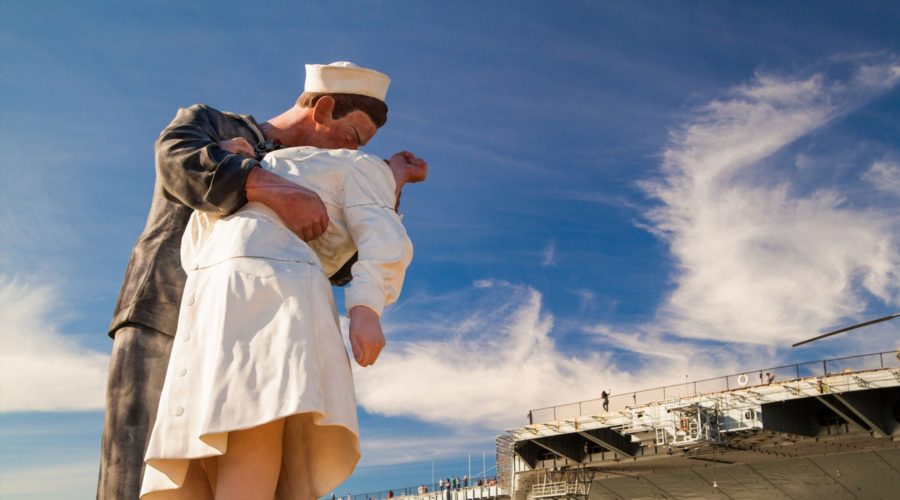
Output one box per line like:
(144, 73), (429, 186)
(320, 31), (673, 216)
(831, 393), (885, 437)
(831, 388), (900, 437)
(745, 390), (768, 403)
(578, 428), (640, 457)
(531, 434), (586, 463)
(784, 385), (805, 397)
(814, 395), (864, 430)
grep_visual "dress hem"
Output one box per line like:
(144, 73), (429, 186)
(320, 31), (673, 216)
(141, 409), (360, 499)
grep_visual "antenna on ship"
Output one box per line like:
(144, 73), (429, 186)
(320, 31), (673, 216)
(792, 312), (900, 347)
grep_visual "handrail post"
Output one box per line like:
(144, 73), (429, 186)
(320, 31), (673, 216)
(880, 352), (884, 368)
(823, 360), (827, 375)
(796, 364), (800, 379)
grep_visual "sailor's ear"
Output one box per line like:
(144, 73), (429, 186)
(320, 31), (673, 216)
(312, 95), (336, 124)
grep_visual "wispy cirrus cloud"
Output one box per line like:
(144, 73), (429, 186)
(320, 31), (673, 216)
(641, 56), (900, 345)
(864, 160), (900, 196)
(540, 240), (556, 267)
(357, 281), (734, 430)
(0, 278), (108, 412)
(356, 281), (614, 429)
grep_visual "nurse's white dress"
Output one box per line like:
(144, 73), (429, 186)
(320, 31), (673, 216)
(140, 147), (413, 499)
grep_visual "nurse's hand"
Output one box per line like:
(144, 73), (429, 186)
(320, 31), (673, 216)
(389, 151), (428, 184)
(387, 151), (428, 198)
(349, 306), (386, 367)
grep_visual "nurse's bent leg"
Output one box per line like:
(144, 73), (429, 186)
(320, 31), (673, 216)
(97, 326), (173, 500)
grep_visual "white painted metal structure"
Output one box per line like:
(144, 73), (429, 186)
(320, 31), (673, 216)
(502, 351), (900, 499)
(510, 368), (898, 446)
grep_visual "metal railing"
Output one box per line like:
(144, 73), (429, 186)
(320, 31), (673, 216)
(324, 476), (499, 500)
(532, 482), (568, 497)
(528, 350), (899, 424)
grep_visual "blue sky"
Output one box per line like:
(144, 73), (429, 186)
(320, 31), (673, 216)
(2, 0), (899, 497)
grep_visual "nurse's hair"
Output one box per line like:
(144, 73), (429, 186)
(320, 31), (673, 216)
(296, 92), (388, 128)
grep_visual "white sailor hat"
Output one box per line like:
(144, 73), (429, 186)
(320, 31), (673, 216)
(304, 61), (390, 102)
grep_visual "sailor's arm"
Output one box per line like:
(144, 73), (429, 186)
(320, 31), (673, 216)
(245, 167), (329, 241)
(156, 105), (328, 241)
(217, 137), (330, 242)
(155, 105), (257, 214)
(216, 135), (329, 241)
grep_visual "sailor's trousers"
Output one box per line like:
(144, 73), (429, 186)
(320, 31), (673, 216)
(97, 326), (173, 500)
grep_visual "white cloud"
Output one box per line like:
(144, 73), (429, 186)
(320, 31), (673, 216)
(864, 160), (900, 196)
(853, 60), (900, 89)
(0, 460), (98, 498)
(640, 58), (900, 345)
(569, 288), (596, 310)
(357, 282), (616, 429)
(0, 278), (108, 412)
(472, 279), (498, 289)
(540, 240), (556, 267)
(357, 282), (734, 430)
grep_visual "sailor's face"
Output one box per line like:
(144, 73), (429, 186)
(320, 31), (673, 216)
(317, 110), (378, 150)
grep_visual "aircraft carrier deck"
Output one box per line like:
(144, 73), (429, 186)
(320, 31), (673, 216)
(497, 350), (900, 499)
(340, 350), (899, 500)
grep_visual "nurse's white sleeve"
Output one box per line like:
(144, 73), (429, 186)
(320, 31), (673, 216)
(342, 157), (414, 317)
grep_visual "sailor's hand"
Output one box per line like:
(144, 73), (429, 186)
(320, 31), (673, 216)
(246, 167), (329, 241)
(389, 151), (428, 184)
(349, 306), (386, 367)
(219, 137), (255, 157)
